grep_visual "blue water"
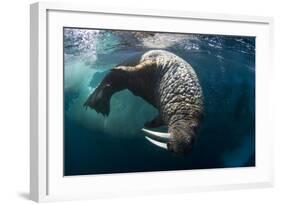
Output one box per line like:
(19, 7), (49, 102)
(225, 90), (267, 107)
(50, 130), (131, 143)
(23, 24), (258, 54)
(63, 28), (255, 176)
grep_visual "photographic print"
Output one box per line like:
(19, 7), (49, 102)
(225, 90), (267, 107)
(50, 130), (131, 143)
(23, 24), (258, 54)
(63, 28), (255, 176)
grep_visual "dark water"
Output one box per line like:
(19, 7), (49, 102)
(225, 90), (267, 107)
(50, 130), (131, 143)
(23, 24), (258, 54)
(63, 28), (255, 176)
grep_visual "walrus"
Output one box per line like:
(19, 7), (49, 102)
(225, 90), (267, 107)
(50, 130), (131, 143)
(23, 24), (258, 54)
(84, 50), (204, 155)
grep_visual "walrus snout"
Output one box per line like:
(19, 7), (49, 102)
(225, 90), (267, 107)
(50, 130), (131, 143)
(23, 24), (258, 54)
(167, 135), (194, 155)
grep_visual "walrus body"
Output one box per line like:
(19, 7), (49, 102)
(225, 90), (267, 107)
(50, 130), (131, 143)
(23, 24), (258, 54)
(84, 50), (204, 155)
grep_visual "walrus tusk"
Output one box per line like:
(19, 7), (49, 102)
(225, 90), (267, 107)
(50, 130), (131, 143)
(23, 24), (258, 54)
(142, 128), (171, 143)
(145, 137), (168, 150)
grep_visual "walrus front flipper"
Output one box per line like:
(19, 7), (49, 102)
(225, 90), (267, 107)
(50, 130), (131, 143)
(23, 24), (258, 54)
(144, 115), (164, 128)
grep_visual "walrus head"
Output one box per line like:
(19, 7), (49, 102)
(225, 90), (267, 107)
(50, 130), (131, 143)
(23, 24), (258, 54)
(143, 119), (199, 155)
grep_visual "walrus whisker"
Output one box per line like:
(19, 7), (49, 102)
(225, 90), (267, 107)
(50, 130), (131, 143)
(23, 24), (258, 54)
(142, 128), (171, 143)
(145, 137), (168, 150)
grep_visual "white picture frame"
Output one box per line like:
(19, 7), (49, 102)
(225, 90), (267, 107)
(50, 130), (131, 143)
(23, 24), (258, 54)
(30, 2), (274, 202)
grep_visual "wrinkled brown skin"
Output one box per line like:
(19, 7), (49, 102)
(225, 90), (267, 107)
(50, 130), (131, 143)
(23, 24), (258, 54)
(84, 50), (204, 155)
